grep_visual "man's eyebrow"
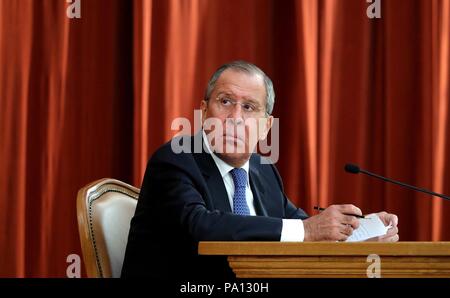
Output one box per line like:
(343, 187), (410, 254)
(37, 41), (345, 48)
(216, 91), (235, 97)
(217, 91), (260, 104)
(243, 97), (260, 105)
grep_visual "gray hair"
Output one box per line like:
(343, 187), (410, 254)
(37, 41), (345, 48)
(204, 60), (275, 115)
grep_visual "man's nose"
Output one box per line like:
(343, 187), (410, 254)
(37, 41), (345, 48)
(228, 103), (245, 123)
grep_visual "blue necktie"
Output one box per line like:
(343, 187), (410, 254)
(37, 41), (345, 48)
(230, 168), (250, 215)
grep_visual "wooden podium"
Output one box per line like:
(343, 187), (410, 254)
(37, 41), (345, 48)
(198, 242), (450, 278)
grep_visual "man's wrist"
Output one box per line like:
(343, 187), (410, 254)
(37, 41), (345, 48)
(302, 218), (311, 241)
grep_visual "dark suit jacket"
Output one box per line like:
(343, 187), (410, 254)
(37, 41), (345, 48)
(121, 133), (308, 279)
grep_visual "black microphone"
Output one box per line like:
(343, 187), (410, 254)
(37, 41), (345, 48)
(344, 163), (450, 201)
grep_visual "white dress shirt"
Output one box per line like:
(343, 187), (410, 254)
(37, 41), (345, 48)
(202, 130), (304, 242)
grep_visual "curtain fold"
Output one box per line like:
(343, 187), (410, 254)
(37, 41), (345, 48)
(0, 0), (449, 277)
(431, 0), (449, 240)
(0, 0), (134, 277)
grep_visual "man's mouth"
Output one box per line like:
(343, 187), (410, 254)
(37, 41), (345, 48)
(223, 134), (245, 142)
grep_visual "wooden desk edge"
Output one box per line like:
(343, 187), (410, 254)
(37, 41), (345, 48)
(198, 241), (450, 256)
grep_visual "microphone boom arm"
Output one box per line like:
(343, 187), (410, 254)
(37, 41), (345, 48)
(360, 168), (450, 201)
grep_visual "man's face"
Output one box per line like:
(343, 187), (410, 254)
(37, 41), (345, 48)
(201, 69), (273, 167)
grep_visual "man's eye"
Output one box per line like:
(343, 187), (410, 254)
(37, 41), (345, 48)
(221, 98), (232, 105)
(242, 104), (255, 111)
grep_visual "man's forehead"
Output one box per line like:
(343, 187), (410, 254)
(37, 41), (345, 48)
(218, 68), (264, 84)
(213, 69), (266, 100)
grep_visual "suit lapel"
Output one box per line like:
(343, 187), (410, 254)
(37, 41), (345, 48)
(192, 134), (232, 213)
(249, 155), (269, 217)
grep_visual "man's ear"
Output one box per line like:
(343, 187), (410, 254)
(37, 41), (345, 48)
(200, 100), (208, 121)
(260, 115), (274, 140)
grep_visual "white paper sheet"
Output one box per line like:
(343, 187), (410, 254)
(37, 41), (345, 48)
(346, 213), (391, 242)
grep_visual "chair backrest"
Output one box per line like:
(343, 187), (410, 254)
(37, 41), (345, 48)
(77, 178), (139, 277)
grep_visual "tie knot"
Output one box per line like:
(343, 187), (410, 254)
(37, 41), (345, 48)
(230, 168), (247, 189)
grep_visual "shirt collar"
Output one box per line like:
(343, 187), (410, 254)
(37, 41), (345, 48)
(202, 130), (250, 179)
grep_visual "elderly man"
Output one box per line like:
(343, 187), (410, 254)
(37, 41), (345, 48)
(121, 61), (399, 279)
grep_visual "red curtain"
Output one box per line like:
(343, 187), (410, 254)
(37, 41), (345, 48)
(0, 0), (449, 277)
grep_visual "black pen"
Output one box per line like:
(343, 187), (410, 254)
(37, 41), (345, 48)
(313, 206), (368, 219)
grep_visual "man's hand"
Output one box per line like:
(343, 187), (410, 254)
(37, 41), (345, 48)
(302, 204), (362, 241)
(366, 211), (399, 242)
